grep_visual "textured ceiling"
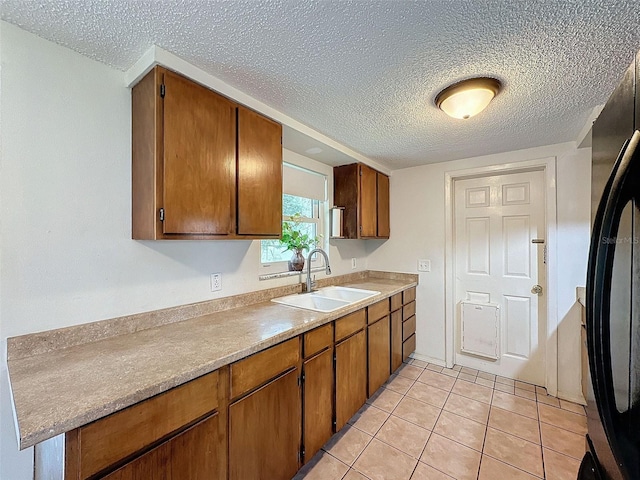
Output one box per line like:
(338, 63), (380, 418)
(2, 1), (640, 169)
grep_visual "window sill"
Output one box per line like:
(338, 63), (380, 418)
(259, 266), (326, 281)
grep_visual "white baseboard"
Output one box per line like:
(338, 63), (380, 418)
(411, 352), (446, 367)
(557, 390), (587, 405)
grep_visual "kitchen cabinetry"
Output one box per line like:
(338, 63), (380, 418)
(334, 310), (367, 431)
(236, 106), (283, 236)
(333, 163), (390, 239)
(367, 299), (391, 397)
(39, 285), (417, 480)
(402, 288), (417, 361)
(63, 370), (225, 480)
(390, 293), (403, 372)
(228, 339), (300, 480)
(302, 324), (334, 463)
(132, 66), (282, 240)
(103, 414), (219, 480)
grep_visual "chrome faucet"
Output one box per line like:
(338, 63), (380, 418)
(305, 248), (331, 293)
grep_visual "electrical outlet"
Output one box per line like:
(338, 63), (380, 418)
(418, 259), (431, 272)
(351, 258), (357, 269)
(210, 273), (222, 292)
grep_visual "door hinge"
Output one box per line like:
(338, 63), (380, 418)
(301, 371), (306, 383)
(543, 245), (547, 264)
(300, 446), (305, 461)
(159, 208), (164, 222)
(160, 84), (166, 97)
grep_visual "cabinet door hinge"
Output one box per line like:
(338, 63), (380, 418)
(301, 371), (306, 383)
(300, 446), (305, 461)
(159, 208), (165, 221)
(160, 84), (166, 98)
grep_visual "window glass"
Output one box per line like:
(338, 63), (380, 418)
(260, 191), (326, 273)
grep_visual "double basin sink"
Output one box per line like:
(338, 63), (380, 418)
(272, 286), (380, 313)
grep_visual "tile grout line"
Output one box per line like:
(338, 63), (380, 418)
(536, 398), (547, 480)
(314, 362), (584, 480)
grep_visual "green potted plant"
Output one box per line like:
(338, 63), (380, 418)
(280, 213), (320, 271)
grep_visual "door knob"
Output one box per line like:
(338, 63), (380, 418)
(531, 285), (543, 295)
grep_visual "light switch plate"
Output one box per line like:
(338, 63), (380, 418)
(418, 259), (431, 272)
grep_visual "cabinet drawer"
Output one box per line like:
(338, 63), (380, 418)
(368, 299), (390, 324)
(231, 338), (299, 399)
(78, 370), (219, 479)
(304, 323), (333, 359)
(390, 293), (403, 312)
(403, 287), (416, 304)
(335, 309), (366, 342)
(403, 301), (416, 321)
(403, 315), (416, 341)
(403, 334), (416, 361)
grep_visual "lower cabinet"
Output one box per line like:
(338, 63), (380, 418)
(335, 329), (367, 431)
(302, 348), (334, 462)
(103, 413), (220, 480)
(368, 315), (391, 397)
(51, 287), (416, 480)
(228, 368), (301, 480)
(391, 309), (403, 372)
(62, 370), (224, 480)
(402, 291), (417, 360)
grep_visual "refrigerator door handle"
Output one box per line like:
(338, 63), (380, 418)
(587, 130), (640, 480)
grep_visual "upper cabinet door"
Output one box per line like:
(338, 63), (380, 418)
(359, 164), (377, 237)
(162, 70), (236, 235)
(376, 172), (390, 238)
(237, 107), (283, 236)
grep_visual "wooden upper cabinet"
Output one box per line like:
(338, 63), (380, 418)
(237, 106), (282, 236)
(333, 162), (390, 239)
(359, 164), (377, 237)
(377, 172), (390, 238)
(132, 66), (282, 240)
(163, 70), (236, 236)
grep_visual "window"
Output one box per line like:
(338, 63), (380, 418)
(260, 163), (327, 275)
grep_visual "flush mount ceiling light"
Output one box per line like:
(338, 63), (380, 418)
(435, 77), (501, 120)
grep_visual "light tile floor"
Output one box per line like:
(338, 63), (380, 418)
(294, 359), (587, 480)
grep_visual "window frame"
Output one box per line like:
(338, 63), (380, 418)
(260, 194), (327, 276)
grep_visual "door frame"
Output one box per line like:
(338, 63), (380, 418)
(444, 156), (558, 396)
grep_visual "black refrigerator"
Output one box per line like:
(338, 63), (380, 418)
(580, 52), (640, 479)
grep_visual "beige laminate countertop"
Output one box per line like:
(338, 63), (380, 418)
(8, 276), (416, 450)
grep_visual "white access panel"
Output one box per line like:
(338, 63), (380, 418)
(460, 301), (500, 360)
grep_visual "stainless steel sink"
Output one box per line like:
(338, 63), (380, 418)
(271, 286), (380, 313)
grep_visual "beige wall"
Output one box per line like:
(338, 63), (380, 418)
(0, 22), (369, 479)
(367, 143), (591, 402)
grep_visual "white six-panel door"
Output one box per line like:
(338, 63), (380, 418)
(454, 170), (546, 385)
